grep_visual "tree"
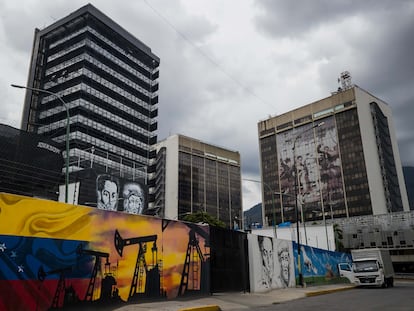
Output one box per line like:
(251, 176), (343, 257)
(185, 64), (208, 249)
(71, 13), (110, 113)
(182, 211), (226, 228)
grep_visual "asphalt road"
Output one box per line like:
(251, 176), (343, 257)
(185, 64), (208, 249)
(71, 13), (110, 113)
(253, 280), (414, 311)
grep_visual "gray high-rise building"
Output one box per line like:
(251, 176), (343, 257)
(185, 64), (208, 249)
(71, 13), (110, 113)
(155, 134), (242, 228)
(258, 85), (409, 227)
(20, 4), (159, 205)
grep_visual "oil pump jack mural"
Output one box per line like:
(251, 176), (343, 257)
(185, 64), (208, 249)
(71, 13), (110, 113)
(76, 243), (121, 303)
(177, 223), (210, 296)
(114, 230), (163, 301)
(37, 266), (76, 309)
(0, 193), (211, 310)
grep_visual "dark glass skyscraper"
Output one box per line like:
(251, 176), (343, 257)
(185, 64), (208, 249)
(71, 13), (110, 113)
(258, 86), (409, 226)
(20, 4), (159, 203)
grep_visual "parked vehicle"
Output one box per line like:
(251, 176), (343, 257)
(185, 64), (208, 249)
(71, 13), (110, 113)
(338, 248), (394, 287)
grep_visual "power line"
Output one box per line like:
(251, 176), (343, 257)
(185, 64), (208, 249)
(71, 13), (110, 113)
(143, 0), (270, 108)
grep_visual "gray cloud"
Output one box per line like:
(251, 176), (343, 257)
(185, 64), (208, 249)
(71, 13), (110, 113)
(253, 0), (399, 38)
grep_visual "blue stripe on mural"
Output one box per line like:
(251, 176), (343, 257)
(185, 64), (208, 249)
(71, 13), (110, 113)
(0, 234), (93, 281)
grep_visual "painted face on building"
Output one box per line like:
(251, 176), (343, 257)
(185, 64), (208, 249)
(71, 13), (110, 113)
(122, 182), (145, 214)
(124, 193), (143, 214)
(98, 180), (118, 211)
(259, 236), (274, 288)
(279, 248), (290, 287)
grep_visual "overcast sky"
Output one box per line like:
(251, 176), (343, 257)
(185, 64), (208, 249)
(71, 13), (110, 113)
(1, 0), (413, 210)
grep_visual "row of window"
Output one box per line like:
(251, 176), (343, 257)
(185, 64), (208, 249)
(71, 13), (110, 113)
(39, 97), (150, 136)
(87, 39), (155, 95)
(70, 147), (147, 178)
(49, 26), (88, 49)
(84, 53), (153, 96)
(53, 130), (150, 165)
(45, 52), (84, 76)
(178, 153), (241, 215)
(40, 113), (149, 151)
(49, 25), (156, 74)
(45, 51), (155, 112)
(88, 26), (155, 72)
(48, 39), (87, 62)
(83, 66), (153, 109)
(46, 52), (156, 103)
(41, 81), (153, 119)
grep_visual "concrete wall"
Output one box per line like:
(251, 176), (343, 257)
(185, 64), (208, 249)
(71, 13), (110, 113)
(252, 224), (335, 251)
(248, 232), (352, 291)
(248, 234), (296, 292)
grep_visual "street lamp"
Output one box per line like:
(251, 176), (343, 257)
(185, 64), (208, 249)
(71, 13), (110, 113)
(243, 178), (277, 238)
(274, 190), (304, 285)
(292, 121), (324, 286)
(11, 84), (70, 203)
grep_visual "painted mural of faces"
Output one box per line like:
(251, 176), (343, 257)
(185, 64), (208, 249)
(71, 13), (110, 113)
(258, 236), (274, 288)
(122, 182), (145, 214)
(278, 247), (290, 287)
(96, 175), (119, 211)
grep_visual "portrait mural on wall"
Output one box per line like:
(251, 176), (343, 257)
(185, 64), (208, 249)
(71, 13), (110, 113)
(275, 239), (295, 288)
(96, 174), (120, 211)
(122, 181), (146, 215)
(95, 174), (147, 215)
(258, 235), (275, 288)
(252, 235), (295, 292)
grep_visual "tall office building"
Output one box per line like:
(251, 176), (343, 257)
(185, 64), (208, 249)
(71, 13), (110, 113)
(258, 84), (409, 227)
(155, 134), (242, 228)
(20, 4), (159, 206)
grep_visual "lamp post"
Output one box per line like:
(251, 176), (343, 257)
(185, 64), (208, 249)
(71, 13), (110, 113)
(274, 190), (303, 285)
(243, 178), (277, 238)
(11, 84), (70, 203)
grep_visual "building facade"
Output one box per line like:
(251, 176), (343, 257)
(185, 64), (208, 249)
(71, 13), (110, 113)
(0, 124), (63, 200)
(155, 134), (242, 228)
(258, 85), (409, 227)
(20, 4), (159, 205)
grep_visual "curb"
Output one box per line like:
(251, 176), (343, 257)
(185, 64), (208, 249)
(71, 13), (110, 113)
(305, 286), (356, 297)
(178, 305), (221, 311)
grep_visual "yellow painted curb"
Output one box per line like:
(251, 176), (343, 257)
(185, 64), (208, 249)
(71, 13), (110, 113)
(306, 286), (355, 297)
(178, 305), (221, 311)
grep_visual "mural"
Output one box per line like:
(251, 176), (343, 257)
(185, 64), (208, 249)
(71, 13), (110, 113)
(0, 193), (210, 310)
(314, 117), (345, 215)
(293, 242), (352, 283)
(76, 172), (148, 215)
(248, 235), (295, 292)
(276, 116), (345, 218)
(96, 174), (120, 211)
(95, 174), (147, 215)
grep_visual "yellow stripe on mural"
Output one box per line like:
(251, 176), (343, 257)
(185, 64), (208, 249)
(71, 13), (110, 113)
(0, 192), (95, 240)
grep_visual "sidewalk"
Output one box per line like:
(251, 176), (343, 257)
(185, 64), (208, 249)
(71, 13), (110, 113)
(113, 283), (356, 311)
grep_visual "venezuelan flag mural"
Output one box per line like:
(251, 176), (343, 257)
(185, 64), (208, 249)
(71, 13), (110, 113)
(0, 193), (210, 310)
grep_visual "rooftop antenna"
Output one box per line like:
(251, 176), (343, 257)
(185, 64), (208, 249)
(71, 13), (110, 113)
(337, 71), (353, 92)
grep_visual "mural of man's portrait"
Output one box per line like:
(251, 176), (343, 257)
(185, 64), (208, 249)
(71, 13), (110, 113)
(258, 235), (274, 288)
(122, 182), (145, 215)
(278, 246), (290, 287)
(96, 174), (119, 211)
(275, 239), (295, 288)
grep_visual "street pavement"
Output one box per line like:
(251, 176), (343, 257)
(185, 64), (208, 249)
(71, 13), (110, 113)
(113, 283), (356, 311)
